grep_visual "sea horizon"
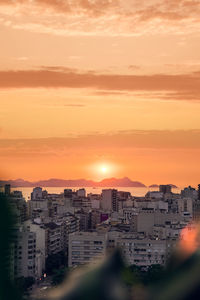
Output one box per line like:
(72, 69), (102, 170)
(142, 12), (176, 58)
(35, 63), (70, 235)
(11, 186), (182, 201)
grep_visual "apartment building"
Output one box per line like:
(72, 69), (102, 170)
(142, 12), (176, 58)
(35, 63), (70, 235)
(101, 189), (118, 212)
(116, 235), (167, 266)
(68, 232), (107, 267)
(45, 222), (63, 256)
(13, 226), (37, 278)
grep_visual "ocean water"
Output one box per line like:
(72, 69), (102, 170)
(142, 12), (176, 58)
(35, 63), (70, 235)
(11, 186), (181, 201)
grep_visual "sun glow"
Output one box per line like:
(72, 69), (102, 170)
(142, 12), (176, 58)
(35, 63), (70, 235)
(100, 166), (108, 174)
(87, 161), (121, 181)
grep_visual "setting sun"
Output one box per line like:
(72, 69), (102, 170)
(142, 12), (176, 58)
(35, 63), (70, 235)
(87, 161), (121, 181)
(101, 166), (108, 174)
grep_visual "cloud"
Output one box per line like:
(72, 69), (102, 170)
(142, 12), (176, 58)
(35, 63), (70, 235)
(128, 65), (141, 70)
(0, 129), (200, 159)
(0, 0), (118, 15)
(16, 56), (29, 61)
(1, 68), (200, 100)
(1, 0), (200, 36)
(63, 104), (85, 107)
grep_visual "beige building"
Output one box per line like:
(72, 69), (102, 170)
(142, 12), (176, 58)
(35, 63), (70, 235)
(28, 198), (48, 219)
(134, 199), (168, 212)
(13, 226), (37, 278)
(24, 220), (46, 278)
(68, 232), (107, 267)
(131, 211), (189, 234)
(116, 235), (167, 266)
(44, 222), (63, 256)
(177, 197), (193, 217)
(101, 189), (118, 212)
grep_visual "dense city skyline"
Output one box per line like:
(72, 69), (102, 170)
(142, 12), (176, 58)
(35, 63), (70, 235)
(1, 0), (200, 186)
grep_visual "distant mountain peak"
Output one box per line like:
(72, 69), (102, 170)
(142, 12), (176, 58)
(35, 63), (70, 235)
(0, 177), (146, 188)
(15, 178), (26, 182)
(149, 183), (178, 188)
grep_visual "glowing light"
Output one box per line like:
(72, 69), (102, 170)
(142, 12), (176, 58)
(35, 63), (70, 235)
(87, 161), (121, 181)
(101, 166), (108, 173)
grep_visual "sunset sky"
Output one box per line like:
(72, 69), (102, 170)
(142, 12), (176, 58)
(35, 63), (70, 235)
(1, 0), (200, 187)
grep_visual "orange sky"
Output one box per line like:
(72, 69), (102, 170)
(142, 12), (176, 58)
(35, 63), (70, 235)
(0, 0), (200, 187)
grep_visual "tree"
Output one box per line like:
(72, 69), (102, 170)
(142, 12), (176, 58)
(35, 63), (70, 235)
(144, 264), (165, 284)
(122, 264), (165, 286)
(52, 268), (68, 286)
(121, 267), (137, 286)
(0, 193), (22, 300)
(16, 276), (35, 292)
(45, 251), (67, 275)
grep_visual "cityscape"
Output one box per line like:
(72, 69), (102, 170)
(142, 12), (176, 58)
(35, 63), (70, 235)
(1, 0), (200, 299)
(1, 182), (200, 297)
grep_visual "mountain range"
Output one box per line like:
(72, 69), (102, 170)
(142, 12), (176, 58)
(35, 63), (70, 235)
(0, 177), (146, 187)
(0, 177), (178, 188)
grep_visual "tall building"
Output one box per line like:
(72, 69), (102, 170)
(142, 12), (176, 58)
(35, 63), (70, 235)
(62, 214), (80, 253)
(77, 188), (86, 197)
(64, 189), (73, 199)
(25, 221), (46, 278)
(8, 190), (28, 223)
(31, 187), (43, 200)
(177, 198), (193, 217)
(159, 185), (172, 194)
(181, 186), (197, 199)
(192, 185), (200, 221)
(198, 184), (200, 200)
(13, 226), (37, 279)
(76, 209), (91, 231)
(101, 189), (118, 211)
(44, 222), (63, 256)
(90, 210), (101, 229)
(28, 187), (49, 219)
(4, 184), (11, 195)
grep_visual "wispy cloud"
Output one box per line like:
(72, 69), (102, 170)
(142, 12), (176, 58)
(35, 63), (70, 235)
(1, 130), (200, 159)
(1, 68), (200, 101)
(1, 0), (200, 36)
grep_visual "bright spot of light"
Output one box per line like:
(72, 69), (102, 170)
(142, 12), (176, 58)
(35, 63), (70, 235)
(101, 166), (108, 173)
(87, 161), (121, 181)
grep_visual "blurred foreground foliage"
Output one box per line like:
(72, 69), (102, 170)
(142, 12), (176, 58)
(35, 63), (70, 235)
(46, 252), (67, 276)
(51, 268), (68, 286)
(121, 264), (165, 287)
(2, 192), (200, 300)
(16, 277), (35, 293)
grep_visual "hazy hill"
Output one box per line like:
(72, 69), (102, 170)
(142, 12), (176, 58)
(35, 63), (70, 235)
(149, 184), (178, 188)
(0, 177), (146, 188)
